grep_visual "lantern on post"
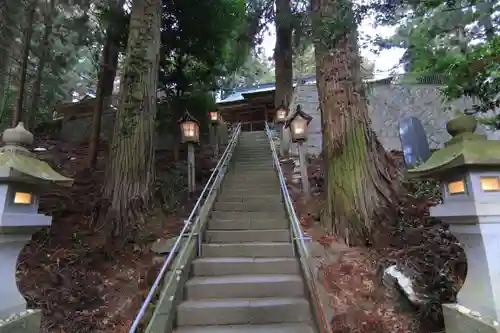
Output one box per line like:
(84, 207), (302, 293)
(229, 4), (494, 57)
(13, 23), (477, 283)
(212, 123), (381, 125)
(275, 102), (288, 124)
(179, 111), (200, 144)
(208, 111), (219, 159)
(285, 104), (312, 197)
(0, 123), (73, 331)
(408, 114), (500, 332)
(209, 111), (218, 125)
(179, 112), (200, 194)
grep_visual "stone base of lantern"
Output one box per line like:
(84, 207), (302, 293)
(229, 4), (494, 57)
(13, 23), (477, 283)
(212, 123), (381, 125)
(0, 234), (33, 318)
(0, 309), (42, 333)
(443, 304), (500, 333)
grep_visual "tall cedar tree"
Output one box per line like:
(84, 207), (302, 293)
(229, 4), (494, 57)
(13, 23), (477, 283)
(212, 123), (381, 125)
(310, 0), (400, 245)
(274, 0), (293, 108)
(87, 0), (126, 169)
(92, 0), (161, 237)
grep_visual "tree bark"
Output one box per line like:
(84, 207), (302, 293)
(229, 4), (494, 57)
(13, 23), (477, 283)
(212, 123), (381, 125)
(87, 0), (126, 169)
(311, 0), (399, 246)
(92, 0), (161, 238)
(12, 0), (37, 127)
(274, 0), (293, 108)
(274, 0), (293, 157)
(0, 0), (23, 109)
(27, 0), (56, 131)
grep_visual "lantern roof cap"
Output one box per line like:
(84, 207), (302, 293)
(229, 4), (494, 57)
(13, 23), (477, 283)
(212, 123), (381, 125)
(178, 110), (199, 124)
(408, 115), (500, 178)
(0, 123), (73, 186)
(284, 104), (312, 129)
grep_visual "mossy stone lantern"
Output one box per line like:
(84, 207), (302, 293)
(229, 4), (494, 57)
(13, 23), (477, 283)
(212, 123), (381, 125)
(0, 123), (72, 329)
(285, 104), (313, 143)
(408, 114), (500, 327)
(179, 111), (200, 145)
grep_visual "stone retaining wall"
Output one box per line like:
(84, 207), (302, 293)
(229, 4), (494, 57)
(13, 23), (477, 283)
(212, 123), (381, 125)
(287, 84), (500, 156)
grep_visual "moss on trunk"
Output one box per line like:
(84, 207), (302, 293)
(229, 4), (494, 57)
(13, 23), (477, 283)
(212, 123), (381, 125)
(92, 0), (161, 238)
(311, 0), (399, 245)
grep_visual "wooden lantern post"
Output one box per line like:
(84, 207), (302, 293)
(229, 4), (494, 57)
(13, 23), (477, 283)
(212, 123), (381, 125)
(285, 104), (313, 197)
(209, 111), (219, 160)
(179, 111), (200, 195)
(274, 101), (288, 137)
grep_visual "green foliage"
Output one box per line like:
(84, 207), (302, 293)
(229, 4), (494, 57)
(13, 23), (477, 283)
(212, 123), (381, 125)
(219, 54), (274, 97)
(156, 0), (249, 135)
(441, 36), (500, 127)
(382, 0), (500, 127)
(157, 90), (216, 138)
(157, 161), (189, 212)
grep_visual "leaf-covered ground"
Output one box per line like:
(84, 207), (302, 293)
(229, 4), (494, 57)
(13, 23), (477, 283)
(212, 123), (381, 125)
(16, 135), (216, 333)
(281, 152), (465, 333)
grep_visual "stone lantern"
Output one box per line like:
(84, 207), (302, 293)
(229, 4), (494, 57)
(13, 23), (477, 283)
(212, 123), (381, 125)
(408, 115), (500, 332)
(0, 123), (72, 331)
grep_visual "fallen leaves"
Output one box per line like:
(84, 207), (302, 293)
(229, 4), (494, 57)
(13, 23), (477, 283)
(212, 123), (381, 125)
(16, 134), (217, 333)
(282, 151), (464, 333)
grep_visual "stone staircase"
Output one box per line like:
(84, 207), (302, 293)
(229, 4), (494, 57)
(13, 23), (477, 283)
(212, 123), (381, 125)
(174, 131), (315, 333)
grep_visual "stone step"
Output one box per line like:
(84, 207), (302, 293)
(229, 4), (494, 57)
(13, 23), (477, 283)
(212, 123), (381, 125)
(185, 274), (304, 299)
(174, 323), (315, 333)
(213, 201), (283, 212)
(223, 180), (279, 187)
(192, 257), (299, 276)
(211, 211), (286, 222)
(216, 195), (282, 203)
(176, 298), (311, 326)
(208, 218), (288, 230)
(229, 166), (274, 171)
(219, 188), (282, 197)
(208, 219), (287, 231)
(205, 229), (290, 243)
(201, 242), (294, 258)
(224, 173), (277, 180)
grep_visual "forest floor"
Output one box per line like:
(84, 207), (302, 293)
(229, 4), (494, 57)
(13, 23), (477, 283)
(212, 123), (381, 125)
(281, 152), (465, 333)
(17, 135), (216, 333)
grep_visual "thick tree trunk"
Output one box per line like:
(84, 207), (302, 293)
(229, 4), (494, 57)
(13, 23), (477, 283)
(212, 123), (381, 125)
(87, 0), (125, 169)
(12, 0), (37, 127)
(0, 1), (23, 107)
(92, 0), (160, 238)
(311, 0), (399, 246)
(274, 0), (293, 107)
(27, 0), (56, 131)
(274, 0), (293, 157)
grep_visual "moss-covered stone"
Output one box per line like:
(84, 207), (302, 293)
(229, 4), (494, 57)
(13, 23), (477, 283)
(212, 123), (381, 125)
(408, 115), (500, 178)
(0, 149), (73, 186)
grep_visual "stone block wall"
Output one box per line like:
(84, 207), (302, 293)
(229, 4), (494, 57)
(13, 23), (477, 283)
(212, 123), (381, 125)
(59, 111), (176, 149)
(287, 84), (500, 156)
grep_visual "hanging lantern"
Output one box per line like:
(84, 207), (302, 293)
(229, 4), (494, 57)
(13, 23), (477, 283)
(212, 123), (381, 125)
(275, 102), (288, 124)
(209, 111), (218, 125)
(285, 104), (313, 142)
(179, 111), (200, 144)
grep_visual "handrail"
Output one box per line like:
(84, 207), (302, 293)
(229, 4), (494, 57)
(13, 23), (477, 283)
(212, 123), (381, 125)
(129, 123), (242, 333)
(264, 122), (332, 333)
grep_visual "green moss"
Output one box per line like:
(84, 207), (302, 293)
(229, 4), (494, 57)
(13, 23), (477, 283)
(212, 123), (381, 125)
(0, 149), (72, 186)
